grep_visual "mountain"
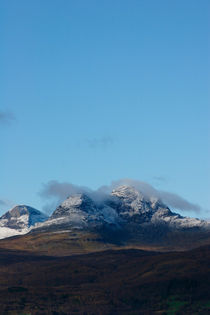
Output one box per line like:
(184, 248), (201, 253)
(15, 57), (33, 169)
(0, 188), (209, 313)
(0, 205), (48, 239)
(47, 193), (104, 228)
(112, 185), (210, 229)
(35, 185), (209, 232)
(34, 192), (119, 232)
(0, 186), (209, 253)
(0, 190), (209, 315)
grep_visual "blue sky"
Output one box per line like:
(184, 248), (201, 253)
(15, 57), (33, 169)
(0, 0), (209, 218)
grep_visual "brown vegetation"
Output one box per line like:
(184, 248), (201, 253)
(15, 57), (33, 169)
(0, 245), (209, 314)
(0, 228), (210, 257)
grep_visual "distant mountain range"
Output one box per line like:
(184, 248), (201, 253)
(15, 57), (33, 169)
(0, 185), (209, 252)
(33, 184), (209, 232)
(0, 185), (209, 313)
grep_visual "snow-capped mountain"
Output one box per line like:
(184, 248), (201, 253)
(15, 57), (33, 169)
(34, 185), (209, 233)
(0, 186), (209, 241)
(36, 193), (104, 230)
(111, 185), (209, 229)
(0, 205), (48, 239)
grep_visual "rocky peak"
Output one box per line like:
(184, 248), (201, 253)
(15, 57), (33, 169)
(112, 185), (142, 200)
(111, 185), (158, 218)
(62, 193), (95, 210)
(51, 193), (97, 219)
(0, 205), (48, 230)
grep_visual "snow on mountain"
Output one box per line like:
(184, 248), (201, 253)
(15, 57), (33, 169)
(0, 205), (48, 239)
(0, 226), (28, 239)
(0, 186), (209, 240)
(35, 185), (210, 233)
(151, 208), (209, 229)
(111, 185), (163, 217)
(35, 193), (114, 230)
(111, 185), (209, 229)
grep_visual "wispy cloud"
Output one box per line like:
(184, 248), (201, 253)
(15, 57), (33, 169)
(39, 180), (91, 213)
(85, 136), (114, 149)
(0, 199), (15, 214)
(42, 201), (62, 215)
(0, 200), (7, 206)
(153, 176), (167, 183)
(158, 190), (200, 213)
(0, 111), (15, 125)
(39, 180), (90, 201)
(39, 178), (201, 214)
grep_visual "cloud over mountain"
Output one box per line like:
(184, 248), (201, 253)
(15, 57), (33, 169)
(39, 178), (201, 214)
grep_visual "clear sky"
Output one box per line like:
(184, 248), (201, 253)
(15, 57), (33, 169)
(0, 0), (209, 218)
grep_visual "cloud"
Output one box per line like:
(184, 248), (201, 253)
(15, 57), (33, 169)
(39, 180), (109, 212)
(39, 181), (92, 212)
(85, 136), (114, 149)
(0, 111), (15, 125)
(0, 199), (16, 215)
(39, 178), (201, 214)
(39, 180), (91, 201)
(0, 200), (7, 206)
(42, 201), (62, 215)
(153, 176), (167, 183)
(158, 190), (200, 213)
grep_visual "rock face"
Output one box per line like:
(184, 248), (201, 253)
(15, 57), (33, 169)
(0, 205), (48, 239)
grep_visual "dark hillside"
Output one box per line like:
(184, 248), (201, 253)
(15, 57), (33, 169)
(0, 246), (209, 314)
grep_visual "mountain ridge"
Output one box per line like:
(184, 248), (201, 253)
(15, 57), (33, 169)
(0, 185), (209, 251)
(35, 185), (209, 232)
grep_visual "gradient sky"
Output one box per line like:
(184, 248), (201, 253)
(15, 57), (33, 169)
(0, 0), (209, 218)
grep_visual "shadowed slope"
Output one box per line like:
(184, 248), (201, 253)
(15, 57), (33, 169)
(0, 227), (210, 256)
(0, 246), (209, 314)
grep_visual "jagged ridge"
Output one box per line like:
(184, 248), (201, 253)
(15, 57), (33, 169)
(35, 185), (209, 232)
(0, 186), (209, 241)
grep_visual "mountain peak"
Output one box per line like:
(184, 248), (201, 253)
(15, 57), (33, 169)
(51, 193), (97, 221)
(112, 185), (143, 199)
(8, 204), (42, 216)
(1, 186), (209, 241)
(0, 205), (48, 239)
(0, 205), (48, 228)
(61, 193), (94, 210)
